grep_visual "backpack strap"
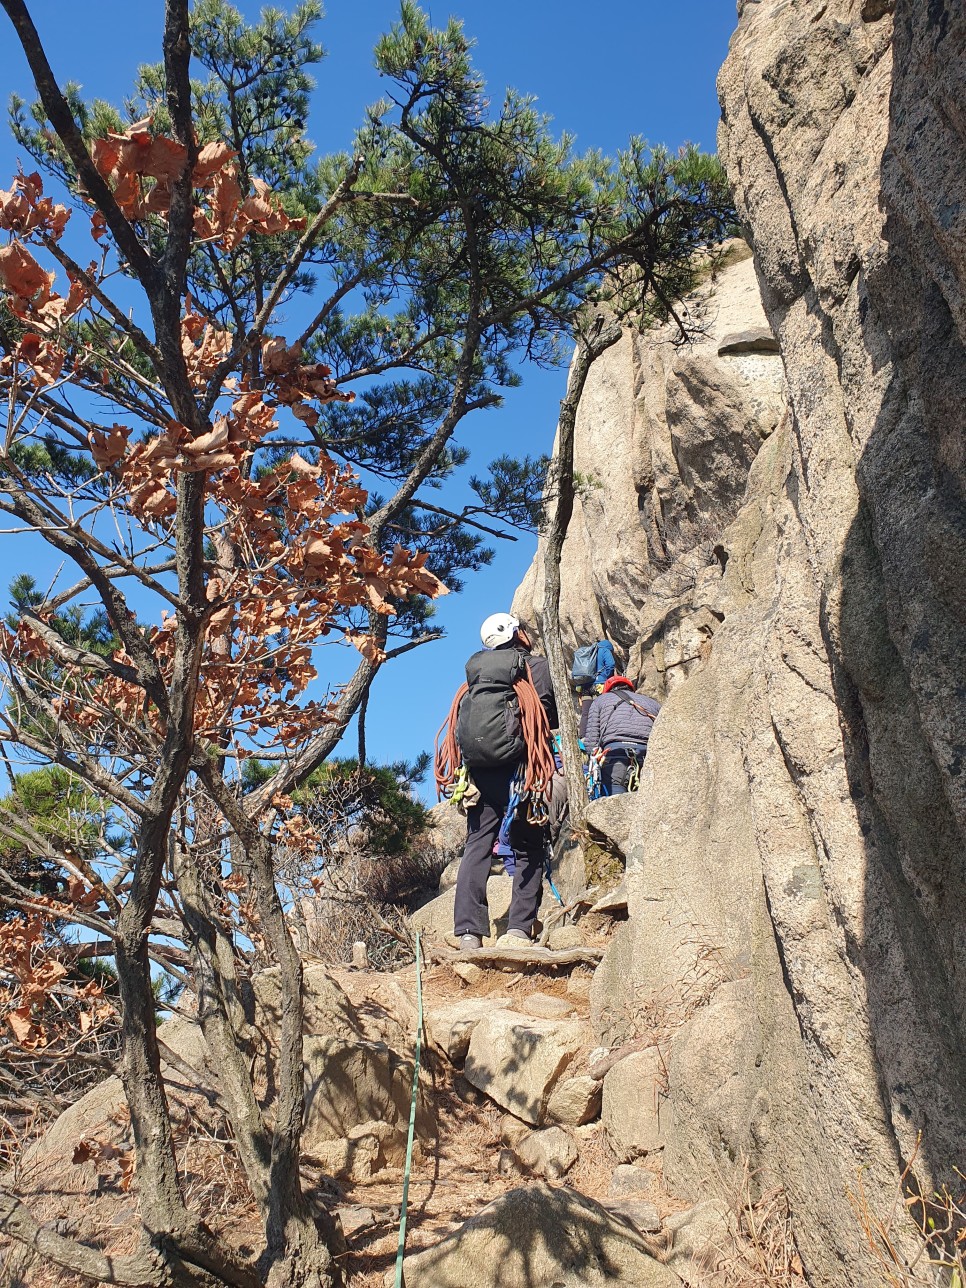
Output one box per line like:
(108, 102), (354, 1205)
(611, 689), (657, 723)
(601, 688), (656, 744)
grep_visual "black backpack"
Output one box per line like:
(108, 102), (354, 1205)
(456, 647), (528, 768)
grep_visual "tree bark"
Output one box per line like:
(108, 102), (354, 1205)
(199, 769), (344, 1288)
(172, 839), (273, 1209)
(540, 321), (622, 837)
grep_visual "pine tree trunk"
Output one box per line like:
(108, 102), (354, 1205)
(540, 321), (622, 837)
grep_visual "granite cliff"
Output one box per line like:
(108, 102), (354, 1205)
(516, 2), (966, 1282)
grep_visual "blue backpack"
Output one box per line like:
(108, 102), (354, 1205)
(571, 640), (615, 690)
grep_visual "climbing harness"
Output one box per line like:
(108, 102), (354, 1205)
(589, 744), (646, 797)
(394, 931), (424, 1288)
(491, 772), (563, 905)
(493, 773), (526, 875)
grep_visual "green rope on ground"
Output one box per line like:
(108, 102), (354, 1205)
(394, 930), (423, 1288)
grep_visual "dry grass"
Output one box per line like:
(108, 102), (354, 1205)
(715, 1159), (805, 1288)
(848, 1137), (965, 1288)
(0, 1104), (49, 1174)
(565, 1124), (626, 1204)
(666, 1156), (805, 1288)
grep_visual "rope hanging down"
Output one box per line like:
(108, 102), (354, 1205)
(433, 682), (468, 797)
(433, 664), (557, 799)
(394, 931), (423, 1288)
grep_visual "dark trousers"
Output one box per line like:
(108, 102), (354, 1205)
(600, 744), (648, 795)
(453, 764), (546, 938)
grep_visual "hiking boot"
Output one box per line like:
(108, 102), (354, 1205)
(459, 933), (483, 952)
(494, 929), (530, 947)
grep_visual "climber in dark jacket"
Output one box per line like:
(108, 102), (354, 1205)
(586, 675), (660, 795)
(453, 612), (557, 952)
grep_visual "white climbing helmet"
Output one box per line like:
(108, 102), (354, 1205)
(480, 612), (520, 650)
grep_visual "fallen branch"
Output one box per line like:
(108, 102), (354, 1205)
(432, 944), (603, 969)
(587, 1036), (654, 1081)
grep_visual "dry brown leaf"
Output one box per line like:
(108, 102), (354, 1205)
(193, 141), (236, 185)
(346, 632), (386, 664)
(88, 423), (133, 469)
(0, 241), (54, 301)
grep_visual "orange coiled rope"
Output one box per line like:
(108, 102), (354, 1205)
(433, 665), (557, 800)
(434, 682), (468, 799)
(517, 664), (557, 795)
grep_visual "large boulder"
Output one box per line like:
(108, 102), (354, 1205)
(302, 1035), (434, 1173)
(510, 1125), (578, 1179)
(395, 1184), (679, 1288)
(334, 970), (417, 1050)
(408, 872), (513, 943)
(463, 1011), (586, 1125)
(425, 800), (467, 859)
(584, 793), (640, 860)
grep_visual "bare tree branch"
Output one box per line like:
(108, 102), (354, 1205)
(0, 1189), (164, 1286)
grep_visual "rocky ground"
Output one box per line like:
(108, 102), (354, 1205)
(1, 797), (806, 1288)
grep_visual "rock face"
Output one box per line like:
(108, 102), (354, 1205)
(512, 6), (966, 1282)
(514, 242), (786, 695)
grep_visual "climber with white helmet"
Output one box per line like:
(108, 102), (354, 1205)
(479, 611), (521, 650)
(434, 612), (557, 952)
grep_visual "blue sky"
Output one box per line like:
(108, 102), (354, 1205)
(0, 1), (737, 798)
